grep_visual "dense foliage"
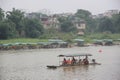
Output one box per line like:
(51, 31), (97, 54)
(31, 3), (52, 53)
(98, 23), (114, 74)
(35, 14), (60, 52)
(0, 8), (44, 39)
(75, 9), (120, 34)
(0, 8), (120, 40)
(60, 20), (76, 32)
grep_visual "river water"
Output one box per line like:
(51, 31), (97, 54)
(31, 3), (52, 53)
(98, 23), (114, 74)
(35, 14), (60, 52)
(0, 46), (120, 80)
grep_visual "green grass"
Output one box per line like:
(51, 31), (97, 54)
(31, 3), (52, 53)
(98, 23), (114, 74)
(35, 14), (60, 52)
(0, 38), (48, 44)
(88, 33), (120, 39)
(0, 33), (120, 44)
(75, 33), (120, 43)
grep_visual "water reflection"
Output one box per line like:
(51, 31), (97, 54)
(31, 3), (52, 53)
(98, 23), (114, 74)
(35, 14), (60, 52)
(63, 65), (89, 74)
(61, 65), (98, 80)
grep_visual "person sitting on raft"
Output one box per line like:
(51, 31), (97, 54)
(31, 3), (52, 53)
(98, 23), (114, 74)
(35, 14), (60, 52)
(62, 58), (67, 65)
(83, 55), (89, 65)
(71, 57), (76, 65)
(66, 58), (71, 65)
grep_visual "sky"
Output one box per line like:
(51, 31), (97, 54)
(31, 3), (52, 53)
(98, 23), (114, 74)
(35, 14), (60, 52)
(0, 0), (120, 15)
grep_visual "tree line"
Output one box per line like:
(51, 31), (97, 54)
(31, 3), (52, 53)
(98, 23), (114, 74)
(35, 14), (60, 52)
(0, 8), (120, 39)
(0, 8), (44, 39)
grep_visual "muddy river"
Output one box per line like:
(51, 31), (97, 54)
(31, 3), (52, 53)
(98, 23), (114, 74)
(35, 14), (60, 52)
(0, 46), (120, 80)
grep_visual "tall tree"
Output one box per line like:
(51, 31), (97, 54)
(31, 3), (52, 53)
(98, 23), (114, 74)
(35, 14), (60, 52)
(75, 9), (97, 33)
(0, 20), (16, 39)
(112, 14), (120, 33)
(0, 8), (4, 21)
(24, 18), (44, 38)
(6, 8), (25, 37)
(75, 9), (91, 19)
(60, 20), (76, 33)
(86, 18), (97, 33)
(0, 22), (9, 39)
(98, 17), (114, 33)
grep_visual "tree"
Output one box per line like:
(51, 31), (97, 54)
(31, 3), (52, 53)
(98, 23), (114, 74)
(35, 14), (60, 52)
(85, 18), (98, 33)
(112, 14), (120, 33)
(0, 8), (4, 21)
(98, 17), (114, 33)
(24, 18), (44, 38)
(6, 8), (25, 37)
(75, 9), (98, 34)
(0, 22), (9, 39)
(60, 20), (76, 33)
(58, 16), (67, 23)
(0, 20), (16, 39)
(0, 8), (17, 39)
(75, 9), (91, 19)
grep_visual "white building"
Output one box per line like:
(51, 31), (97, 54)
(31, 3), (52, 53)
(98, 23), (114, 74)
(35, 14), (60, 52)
(72, 19), (86, 35)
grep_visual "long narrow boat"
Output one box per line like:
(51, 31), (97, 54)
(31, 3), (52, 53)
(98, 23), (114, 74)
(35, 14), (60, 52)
(47, 53), (101, 69)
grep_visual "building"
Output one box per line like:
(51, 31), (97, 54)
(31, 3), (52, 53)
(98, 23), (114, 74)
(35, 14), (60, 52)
(40, 15), (60, 29)
(26, 12), (41, 19)
(104, 10), (120, 18)
(26, 12), (60, 30)
(92, 9), (120, 19)
(72, 18), (86, 35)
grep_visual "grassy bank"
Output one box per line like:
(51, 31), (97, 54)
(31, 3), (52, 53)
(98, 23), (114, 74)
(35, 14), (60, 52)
(77, 33), (120, 43)
(0, 38), (48, 44)
(0, 33), (120, 44)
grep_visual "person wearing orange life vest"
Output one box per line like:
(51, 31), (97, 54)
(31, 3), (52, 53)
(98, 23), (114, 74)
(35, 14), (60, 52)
(66, 58), (71, 65)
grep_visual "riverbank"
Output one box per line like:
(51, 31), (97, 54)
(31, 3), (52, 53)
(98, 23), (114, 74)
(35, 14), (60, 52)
(0, 33), (120, 51)
(0, 33), (120, 44)
(0, 42), (119, 51)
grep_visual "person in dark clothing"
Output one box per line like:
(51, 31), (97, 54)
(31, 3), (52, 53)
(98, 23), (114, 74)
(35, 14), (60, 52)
(72, 57), (76, 65)
(62, 58), (67, 65)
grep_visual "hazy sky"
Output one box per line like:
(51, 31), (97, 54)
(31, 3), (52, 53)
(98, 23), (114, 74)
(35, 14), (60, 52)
(0, 0), (120, 14)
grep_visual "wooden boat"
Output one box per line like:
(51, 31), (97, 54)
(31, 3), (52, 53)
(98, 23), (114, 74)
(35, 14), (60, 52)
(47, 65), (57, 69)
(47, 53), (101, 69)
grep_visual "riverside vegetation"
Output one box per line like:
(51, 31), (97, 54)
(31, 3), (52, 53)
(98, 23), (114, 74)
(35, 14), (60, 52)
(0, 8), (120, 45)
